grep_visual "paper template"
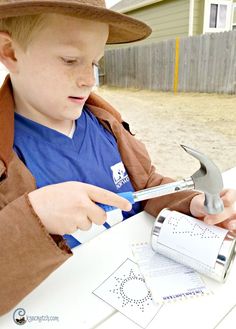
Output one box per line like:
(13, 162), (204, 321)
(93, 259), (162, 328)
(157, 211), (228, 267)
(132, 243), (211, 304)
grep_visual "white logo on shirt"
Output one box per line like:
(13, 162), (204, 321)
(111, 162), (130, 189)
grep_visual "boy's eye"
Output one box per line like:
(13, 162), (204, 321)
(61, 57), (78, 65)
(60, 57), (100, 68)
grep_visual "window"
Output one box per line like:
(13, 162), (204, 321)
(209, 3), (228, 28)
(204, 0), (233, 33)
(232, 4), (236, 30)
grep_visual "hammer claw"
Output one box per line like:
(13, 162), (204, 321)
(181, 144), (224, 214)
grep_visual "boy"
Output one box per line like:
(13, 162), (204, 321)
(0, 0), (235, 316)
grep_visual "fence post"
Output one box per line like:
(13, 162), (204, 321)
(173, 37), (180, 93)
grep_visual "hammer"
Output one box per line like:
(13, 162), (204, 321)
(100, 145), (224, 215)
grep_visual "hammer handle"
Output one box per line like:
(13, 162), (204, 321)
(133, 178), (194, 202)
(98, 178), (194, 212)
(97, 192), (135, 212)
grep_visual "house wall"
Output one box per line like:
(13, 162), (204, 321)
(107, 0), (236, 50)
(193, 0), (204, 35)
(234, 0), (236, 24)
(108, 0), (190, 48)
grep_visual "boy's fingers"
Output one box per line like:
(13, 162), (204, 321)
(72, 209), (92, 232)
(85, 184), (132, 211)
(220, 189), (236, 207)
(77, 217), (92, 231)
(204, 208), (231, 225)
(203, 189), (236, 225)
(227, 219), (236, 231)
(204, 206), (236, 225)
(86, 201), (107, 225)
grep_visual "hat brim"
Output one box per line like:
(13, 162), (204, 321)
(0, 1), (152, 44)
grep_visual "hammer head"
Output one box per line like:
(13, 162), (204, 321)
(181, 145), (224, 215)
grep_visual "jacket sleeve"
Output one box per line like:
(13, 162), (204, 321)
(142, 163), (199, 217)
(114, 123), (200, 218)
(0, 193), (72, 316)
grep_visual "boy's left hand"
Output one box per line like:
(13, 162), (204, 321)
(190, 189), (236, 232)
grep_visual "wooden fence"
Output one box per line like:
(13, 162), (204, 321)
(103, 31), (236, 94)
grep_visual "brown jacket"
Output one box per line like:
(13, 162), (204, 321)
(0, 75), (197, 315)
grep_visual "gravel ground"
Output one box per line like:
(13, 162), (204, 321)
(97, 86), (236, 180)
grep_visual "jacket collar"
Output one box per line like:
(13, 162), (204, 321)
(0, 75), (15, 168)
(0, 74), (122, 170)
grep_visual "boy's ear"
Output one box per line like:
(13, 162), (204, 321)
(0, 32), (18, 73)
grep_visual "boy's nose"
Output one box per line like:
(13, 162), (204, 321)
(76, 66), (96, 88)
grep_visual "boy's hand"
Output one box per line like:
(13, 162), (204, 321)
(190, 189), (236, 232)
(28, 182), (132, 235)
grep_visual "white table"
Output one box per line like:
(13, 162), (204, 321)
(1, 168), (236, 329)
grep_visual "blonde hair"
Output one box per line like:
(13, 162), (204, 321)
(0, 12), (93, 50)
(0, 7), (101, 51)
(0, 12), (49, 50)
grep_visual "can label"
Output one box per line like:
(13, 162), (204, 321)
(151, 209), (236, 282)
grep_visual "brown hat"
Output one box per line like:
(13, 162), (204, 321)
(0, 0), (152, 44)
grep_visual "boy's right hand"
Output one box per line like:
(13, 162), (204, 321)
(28, 182), (132, 235)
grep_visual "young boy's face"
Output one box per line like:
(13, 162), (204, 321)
(11, 14), (109, 129)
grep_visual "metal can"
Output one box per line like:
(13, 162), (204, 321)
(151, 209), (236, 282)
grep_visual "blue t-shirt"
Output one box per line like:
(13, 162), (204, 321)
(14, 107), (141, 247)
